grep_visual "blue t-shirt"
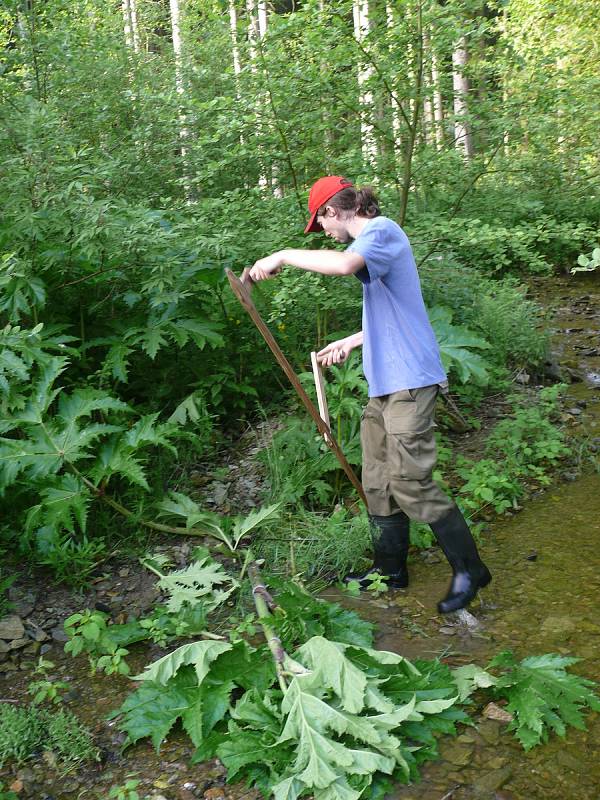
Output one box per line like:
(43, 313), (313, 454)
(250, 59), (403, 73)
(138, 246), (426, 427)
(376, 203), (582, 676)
(347, 216), (446, 397)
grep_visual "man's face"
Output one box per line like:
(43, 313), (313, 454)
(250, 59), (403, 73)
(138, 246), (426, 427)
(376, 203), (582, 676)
(317, 207), (353, 243)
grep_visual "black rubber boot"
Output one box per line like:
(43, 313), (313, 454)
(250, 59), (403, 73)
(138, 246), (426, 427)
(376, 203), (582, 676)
(345, 512), (410, 589)
(430, 505), (492, 614)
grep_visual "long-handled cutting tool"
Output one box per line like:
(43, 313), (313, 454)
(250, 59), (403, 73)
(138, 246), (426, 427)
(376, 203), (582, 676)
(226, 268), (367, 506)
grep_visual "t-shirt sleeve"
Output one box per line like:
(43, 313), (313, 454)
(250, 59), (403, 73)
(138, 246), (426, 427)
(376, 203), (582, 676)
(347, 222), (392, 281)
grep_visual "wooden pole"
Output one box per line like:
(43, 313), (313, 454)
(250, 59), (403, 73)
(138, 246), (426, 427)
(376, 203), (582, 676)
(226, 268), (367, 507)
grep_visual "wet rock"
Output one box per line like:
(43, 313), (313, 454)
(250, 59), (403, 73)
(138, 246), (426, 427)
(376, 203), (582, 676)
(541, 615), (575, 637)
(556, 749), (584, 771)
(50, 626), (69, 643)
(477, 719), (501, 745)
(10, 594), (37, 618)
(0, 660), (18, 672)
(204, 789), (226, 800)
(0, 639), (9, 654)
(473, 767), (512, 794)
(561, 471), (578, 481)
(0, 614), (25, 640)
(439, 626), (456, 636)
(483, 702), (513, 723)
(26, 622), (49, 642)
(9, 636), (30, 650)
(439, 740), (473, 767)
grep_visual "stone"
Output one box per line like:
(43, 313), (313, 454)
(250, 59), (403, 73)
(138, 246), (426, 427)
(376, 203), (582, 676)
(483, 702), (514, 723)
(540, 615), (575, 638)
(0, 615), (25, 640)
(555, 750), (584, 771)
(9, 637), (30, 650)
(50, 626), (69, 643)
(204, 790), (226, 800)
(477, 719), (501, 745)
(439, 626), (457, 636)
(473, 767), (512, 794)
(439, 740), (473, 767)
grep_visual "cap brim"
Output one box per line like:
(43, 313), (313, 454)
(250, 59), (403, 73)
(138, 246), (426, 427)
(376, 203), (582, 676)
(304, 211), (322, 234)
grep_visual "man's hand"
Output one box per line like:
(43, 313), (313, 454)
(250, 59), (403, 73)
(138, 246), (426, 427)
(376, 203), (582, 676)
(249, 253), (284, 282)
(317, 332), (363, 367)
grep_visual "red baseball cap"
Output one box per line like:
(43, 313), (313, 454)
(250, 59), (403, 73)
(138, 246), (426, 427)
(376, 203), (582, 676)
(304, 175), (354, 233)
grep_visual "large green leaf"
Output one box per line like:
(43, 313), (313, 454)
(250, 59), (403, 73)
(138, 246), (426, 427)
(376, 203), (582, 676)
(156, 555), (238, 614)
(132, 639), (232, 685)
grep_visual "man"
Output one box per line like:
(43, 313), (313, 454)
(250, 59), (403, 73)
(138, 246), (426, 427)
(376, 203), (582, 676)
(249, 175), (491, 613)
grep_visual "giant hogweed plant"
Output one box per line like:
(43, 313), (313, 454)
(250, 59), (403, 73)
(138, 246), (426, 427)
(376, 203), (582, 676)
(60, 552), (600, 800)
(0, 321), (278, 580)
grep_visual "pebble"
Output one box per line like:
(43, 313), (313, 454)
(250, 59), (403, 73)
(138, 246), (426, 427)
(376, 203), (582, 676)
(439, 626), (456, 635)
(204, 789), (225, 800)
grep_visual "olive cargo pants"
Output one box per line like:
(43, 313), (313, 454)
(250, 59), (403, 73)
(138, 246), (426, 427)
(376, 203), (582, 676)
(360, 385), (454, 523)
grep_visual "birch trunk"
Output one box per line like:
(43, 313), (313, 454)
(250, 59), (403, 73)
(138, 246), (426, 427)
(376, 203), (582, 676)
(353, 0), (377, 168)
(122, 0), (140, 52)
(422, 28), (435, 146)
(452, 38), (474, 158)
(385, 1), (402, 154)
(169, 0), (192, 193)
(246, 0), (269, 190)
(431, 48), (444, 148)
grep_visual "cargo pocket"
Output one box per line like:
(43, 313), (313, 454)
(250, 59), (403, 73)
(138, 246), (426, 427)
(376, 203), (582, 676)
(386, 416), (437, 480)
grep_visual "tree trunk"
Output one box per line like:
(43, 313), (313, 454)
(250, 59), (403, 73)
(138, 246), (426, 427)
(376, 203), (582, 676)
(353, 0), (377, 168)
(452, 38), (474, 158)
(431, 47), (444, 148)
(122, 0), (140, 52)
(169, 0), (192, 194)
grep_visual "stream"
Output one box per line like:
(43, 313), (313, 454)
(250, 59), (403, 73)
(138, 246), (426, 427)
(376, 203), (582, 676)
(2, 273), (599, 800)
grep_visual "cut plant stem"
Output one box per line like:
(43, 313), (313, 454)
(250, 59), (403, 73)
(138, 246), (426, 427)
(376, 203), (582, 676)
(248, 560), (288, 692)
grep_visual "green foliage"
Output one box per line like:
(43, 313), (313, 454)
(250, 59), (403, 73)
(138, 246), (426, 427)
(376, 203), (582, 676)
(487, 651), (600, 751)
(63, 548), (242, 674)
(263, 578), (375, 651)
(456, 386), (570, 516)
(108, 780), (141, 800)
(0, 568), (16, 618)
(27, 658), (70, 705)
(428, 306), (492, 385)
(156, 495), (281, 553)
(572, 246), (600, 274)
(0, 782), (18, 800)
(254, 508), (372, 584)
(421, 264), (548, 370)
(0, 704), (98, 773)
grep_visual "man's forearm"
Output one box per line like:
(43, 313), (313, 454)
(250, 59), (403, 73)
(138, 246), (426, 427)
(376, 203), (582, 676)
(279, 249), (365, 276)
(346, 331), (364, 349)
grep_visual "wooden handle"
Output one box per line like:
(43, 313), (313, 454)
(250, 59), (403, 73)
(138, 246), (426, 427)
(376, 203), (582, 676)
(311, 351), (331, 444)
(226, 268), (367, 507)
(240, 268), (254, 288)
